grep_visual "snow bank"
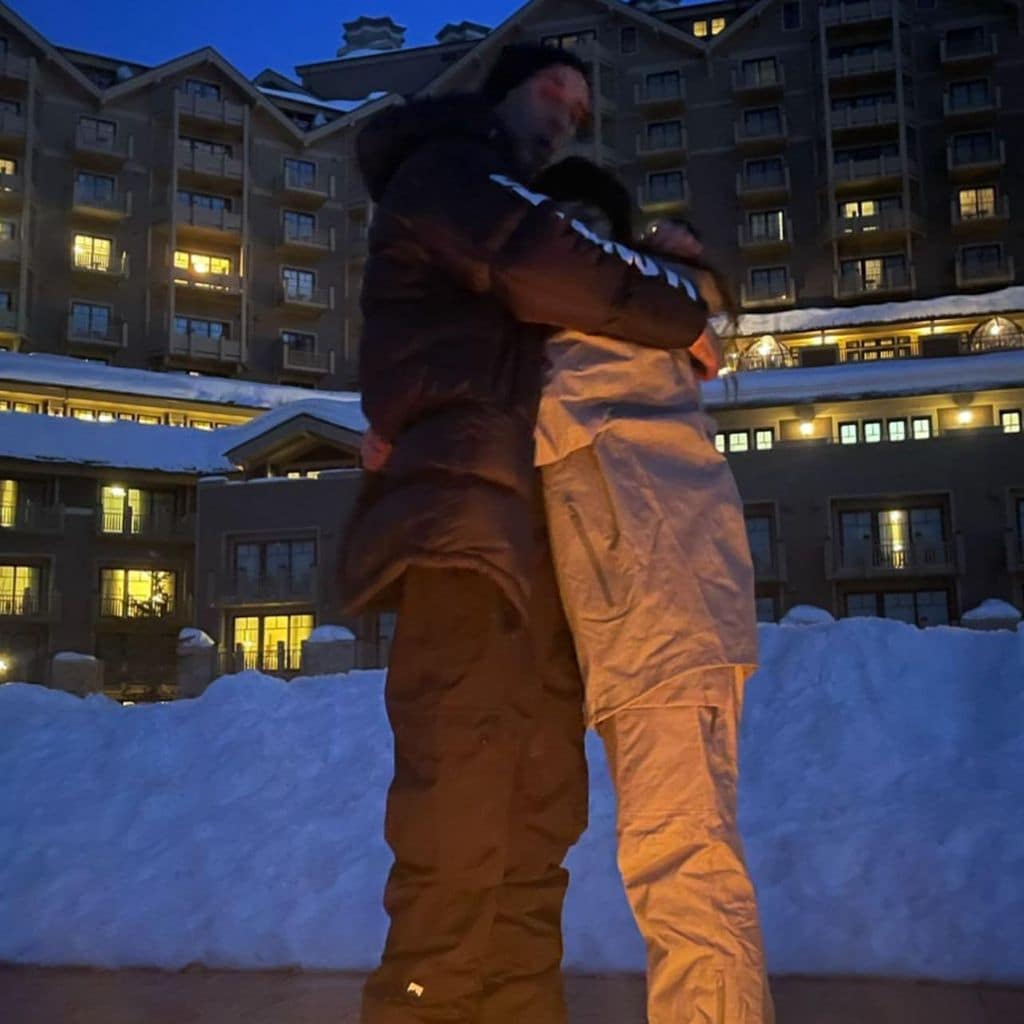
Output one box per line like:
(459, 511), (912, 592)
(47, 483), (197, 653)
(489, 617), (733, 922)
(1, 618), (1022, 981)
(779, 605), (835, 627)
(177, 628), (215, 649)
(307, 625), (356, 644)
(962, 599), (1021, 625)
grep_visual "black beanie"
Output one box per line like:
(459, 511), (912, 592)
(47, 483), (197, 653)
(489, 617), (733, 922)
(532, 156), (634, 244)
(480, 43), (590, 105)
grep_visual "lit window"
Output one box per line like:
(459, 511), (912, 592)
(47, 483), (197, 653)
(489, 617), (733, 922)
(174, 250), (232, 276)
(693, 20), (709, 37)
(72, 409), (96, 421)
(754, 428), (774, 451)
(864, 420), (882, 444)
(138, 414), (160, 425)
(0, 563), (41, 615)
(711, 17), (727, 35)
(73, 234), (112, 272)
(714, 434), (726, 453)
(1001, 410), (1022, 434)
(100, 568), (177, 618)
(231, 613), (314, 672)
(839, 422), (859, 445)
(0, 157), (16, 177)
(888, 419), (907, 442)
(0, 478), (16, 527)
(192, 420), (213, 431)
(912, 417), (932, 440)
(958, 187), (996, 220)
(728, 431), (750, 453)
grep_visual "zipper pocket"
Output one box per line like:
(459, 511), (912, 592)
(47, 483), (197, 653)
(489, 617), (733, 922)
(565, 499), (615, 607)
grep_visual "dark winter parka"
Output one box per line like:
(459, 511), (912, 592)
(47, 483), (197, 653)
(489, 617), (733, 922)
(338, 94), (708, 620)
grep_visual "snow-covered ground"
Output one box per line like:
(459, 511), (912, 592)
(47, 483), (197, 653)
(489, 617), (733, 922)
(1, 618), (1022, 981)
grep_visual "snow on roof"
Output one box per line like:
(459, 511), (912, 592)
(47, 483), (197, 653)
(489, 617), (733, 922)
(729, 286), (1024, 339)
(257, 86), (388, 113)
(307, 625), (356, 644)
(0, 352), (358, 412)
(0, 413), (235, 474)
(704, 348), (1024, 411)
(223, 397), (367, 451)
(339, 48), (392, 61)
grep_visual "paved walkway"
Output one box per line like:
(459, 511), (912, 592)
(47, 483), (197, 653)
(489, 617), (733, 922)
(1, 968), (1022, 1023)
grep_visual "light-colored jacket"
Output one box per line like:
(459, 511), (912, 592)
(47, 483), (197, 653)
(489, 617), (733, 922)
(537, 330), (758, 725)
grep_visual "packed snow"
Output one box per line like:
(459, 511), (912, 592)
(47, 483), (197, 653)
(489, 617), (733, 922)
(1, 618), (1022, 981)
(779, 605), (835, 627)
(962, 599), (1022, 626)
(177, 628), (215, 649)
(307, 625), (357, 644)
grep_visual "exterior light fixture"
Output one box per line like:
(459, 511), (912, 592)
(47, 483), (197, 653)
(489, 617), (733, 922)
(0, 655), (9, 675)
(799, 420), (814, 437)
(957, 409), (974, 425)
(757, 334), (775, 357)
(109, 485), (127, 498)
(989, 320), (1002, 337)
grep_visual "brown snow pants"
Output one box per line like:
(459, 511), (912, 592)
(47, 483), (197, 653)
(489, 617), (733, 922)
(361, 545), (588, 1022)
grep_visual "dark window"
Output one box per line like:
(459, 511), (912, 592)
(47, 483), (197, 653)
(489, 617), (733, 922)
(952, 131), (996, 164)
(645, 70), (681, 100)
(945, 25), (985, 58)
(174, 316), (228, 339)
(960, 243), (1003, 274)
(782, 3), (801, 30)
(541, 30), (596, 50)
(71, 302), (110, 338)
(620, 27), (638, 54)
(284, 158), (316, 187)
(234, 538), (315, 584)
(748, 210), (785, 241)
(282, 330), (316, 352)
(180, 136), (232, 158)
(755, 596), (776, 623)
(741, 57), (778, 86)
(949, 78), (990, 110)
(840, 255), (907, 291)
(0, 97), (20, 115)
(184, 79), (221, 100)
(749, 266), (789, 298)
(0, 290), (12, 311)
(79, 116), (116, 145)
(282, 267), (316, 299)
(647, 120), (683, 148)
(745, 515), (775, 574)
(177, 190), (229, 211)
(648, 170), (685, 202)
(76, 172), (115, 202)
(284, 210), (316, 240)
(744, 157), (785, 188)
(743, 107), (782, 135)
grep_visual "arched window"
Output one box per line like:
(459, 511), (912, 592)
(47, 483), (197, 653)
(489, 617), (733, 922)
(737, 334), (796, 371)
(967, 316), (1024, 353)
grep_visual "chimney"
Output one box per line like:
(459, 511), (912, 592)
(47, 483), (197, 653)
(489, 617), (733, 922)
(337, 15), (407, 58)
(435, 21), (491, 45)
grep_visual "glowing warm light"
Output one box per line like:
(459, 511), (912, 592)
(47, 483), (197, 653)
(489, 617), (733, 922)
(0, 656), (9, 674)
(957, 409), (974, 425)
(989, 321), (1002, 337)
(757, 335), (775, 357)
(799, 420), (814, 436)
(109, 486), (127, 498)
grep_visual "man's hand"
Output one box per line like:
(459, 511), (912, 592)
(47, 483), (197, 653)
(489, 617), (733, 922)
(361, 427), (393, 472)
(688, 325), (724, 381)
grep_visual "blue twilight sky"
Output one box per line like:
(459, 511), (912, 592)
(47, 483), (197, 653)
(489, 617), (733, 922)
(12, 0), (705, 79)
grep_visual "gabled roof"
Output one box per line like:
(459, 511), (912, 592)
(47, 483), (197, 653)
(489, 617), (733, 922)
(705, 0), (780, 52)
(0, 1), (102, 98)
(423, 0), (705, 98)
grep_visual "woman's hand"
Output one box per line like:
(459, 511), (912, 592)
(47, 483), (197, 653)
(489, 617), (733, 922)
(361, 426), (393, 472)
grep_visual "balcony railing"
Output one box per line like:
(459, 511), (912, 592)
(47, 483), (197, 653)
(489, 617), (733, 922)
(736, 166), (791, 201)
(213, 571), (318, 606)
(947, 139), (1006, 175)
(741, 279), (796, 309)
(734, 115), (787, 147)
(280, 222), (333, 252)
(172, 268), (243, 295)
(280, 166), (329, 204)
(835, 265), (915, 299)
(833, 154), (911, 187)
(66, 314), (128, 349)
(279, 284), (331, 312)
(635, 129), (687, 157)
(637, 179), (690, 212)
(0, 108), (26, 141)
(821, 0), (894, 28)
(950, 195), (1010, 229)
(73, 185), (132, 219)
(956, 254), (1015, 289)
(175, 200), (242, 234)
(97, 509), (195, 542)
(71, 252), (130, 278)
(167, 329), (243, 364)
(0, 589), (54, 618)
(633, 79), (686, 107)
(175, 91), (245, 127)
(74, 123), (132, 162)
(940, 35), (998, 66)
(177, 143), (243, 181)
(220, 643), (303, 675)
(99, 595), (184, 620)
(943, 87), (1001, 119)
(830, 102), (900, 131)
(0, 502), (63, 533)
(731, 64), (785, 95)
(0, 52), (30, 81)
(827, 539), (959, 579)
(830, 207), (921, 241)
(281, 343), (335, 375)
(827, 50), (895, 79)
(738, 219), (792, 250)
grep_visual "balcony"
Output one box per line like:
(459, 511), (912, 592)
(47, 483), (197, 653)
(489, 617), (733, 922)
(947, 139), (1006, 178)
(827, 50), (895, 81)
(731, 64), (785, 97)
(0, 109), (26, 150)
(637, 178), (690, 214)
(821, 0), (894, 29)
(635, 128), (687, 160)
(73, 184), (132, 221)
(278, 284), (331, 314)
(167, 327), (244, 365)
(98, 594), (190, 624)
(0, 237), (21, 263)
(734, 114), (788, 149)
(940, 34), (998, 68)
(956, 253), (1015, 290)
(830, 102), (900, 136)
(172, 267), (243, 297)
(833, 154), (912, 191)
(0, 502), (63, 533)
(74, 123), (132, 165)
(174, 199), (243, 240)
(213, 570), (318, 607)
(281, 342), (335, 377)
(0, 171), (23, 206)
(97, 508), (195, 543)
(835, 265), (915, 300)
(736, 165), (791, 203)
(71, 252), (130, 280)
(66, 314), (128, 350)
(828, 207), (922, 245)
(741, 278), (796, 310)
(943, 87), (1000, 122)
(633, 78), (686, 109)
(279, 222), (333, 256)
(177, 143), (243, 183)
(279, 166), (329, 206)
(738, 218), (793, 253)
(0, 52), (30, 83)
(951, 195), (1010, 232)
(0, 588), (58, 620)
(826, 538), (960, 580)
(175, 91), (245, 129)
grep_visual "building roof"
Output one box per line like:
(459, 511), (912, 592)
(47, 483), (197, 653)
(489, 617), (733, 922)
(256, 85), (387, 113)
(0, 352), (359, 413)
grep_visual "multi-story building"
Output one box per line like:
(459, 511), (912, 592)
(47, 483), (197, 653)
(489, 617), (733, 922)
(1, 0), (1023, 698)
